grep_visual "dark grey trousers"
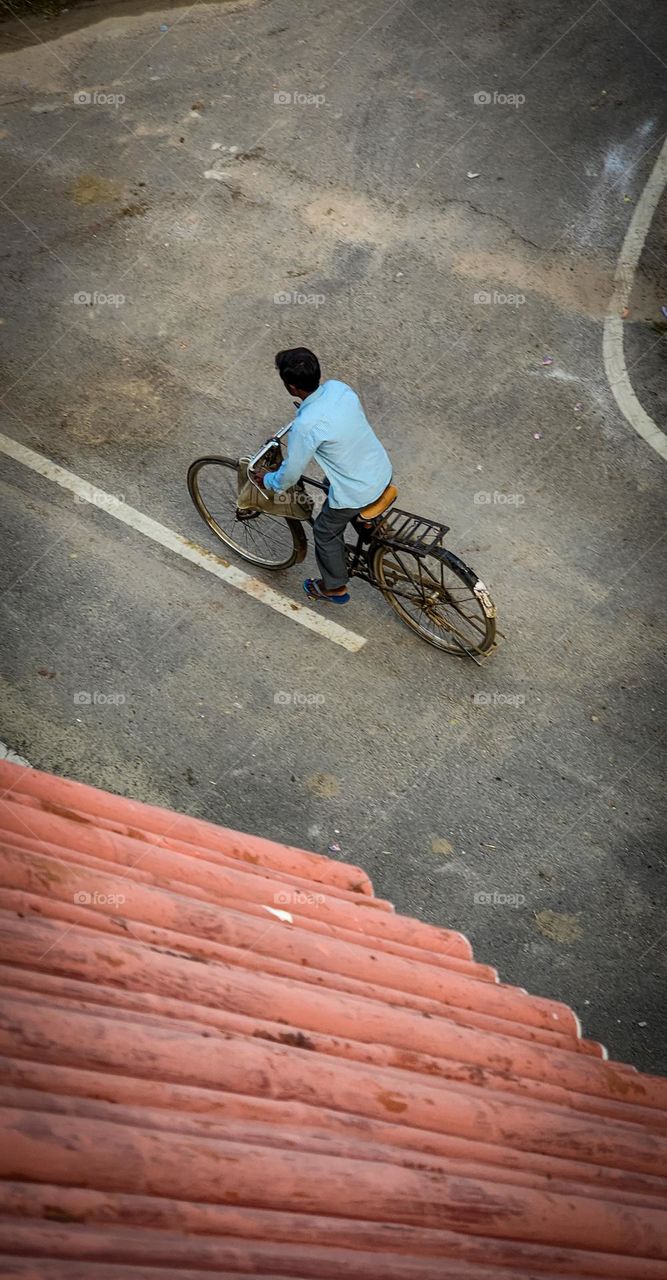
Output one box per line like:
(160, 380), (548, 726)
(313, 499), (359, 590)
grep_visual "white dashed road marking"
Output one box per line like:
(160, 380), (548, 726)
(0, 432), (367, 653)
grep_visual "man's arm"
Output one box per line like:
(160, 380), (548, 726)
(264, 423), (314, 492)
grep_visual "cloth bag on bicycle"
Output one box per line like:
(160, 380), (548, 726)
(237, 454), (314, 521)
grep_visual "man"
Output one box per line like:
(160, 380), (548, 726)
(263, 348), (392, 605)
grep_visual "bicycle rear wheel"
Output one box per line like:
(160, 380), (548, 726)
(187, 456), (306, 569)
(372, 543), (496, 655)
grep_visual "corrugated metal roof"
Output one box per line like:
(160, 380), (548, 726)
(1, 758), (666, 1279)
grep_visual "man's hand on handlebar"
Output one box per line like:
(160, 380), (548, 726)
(249, 464), (277, 490)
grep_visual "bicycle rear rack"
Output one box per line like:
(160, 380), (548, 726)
(376, 507), (450, 554)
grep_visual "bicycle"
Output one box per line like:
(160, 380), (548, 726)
(187, 427), (497, 660)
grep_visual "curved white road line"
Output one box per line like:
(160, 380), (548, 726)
(602, 135), (667, 461)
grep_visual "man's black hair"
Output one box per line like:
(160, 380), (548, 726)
(275, 347), (321, 394)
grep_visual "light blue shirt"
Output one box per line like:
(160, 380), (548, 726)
(264, 379), (392, 510)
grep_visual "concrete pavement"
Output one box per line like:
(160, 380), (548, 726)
(0, 0), (666, 1071)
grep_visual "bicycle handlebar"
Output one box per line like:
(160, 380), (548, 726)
(247, 423), (329, 498)
(247, 425), (292, 494)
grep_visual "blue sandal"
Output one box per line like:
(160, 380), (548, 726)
(304, 578), (350, 605)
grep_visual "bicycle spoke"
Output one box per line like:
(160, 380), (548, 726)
(374, 544), (494, 655)
(243, 518), (273, 553)
(242, 521), (264, 550)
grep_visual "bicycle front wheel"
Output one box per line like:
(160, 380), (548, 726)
(372, 544), (496, 655)
(187, 456), (306, 569)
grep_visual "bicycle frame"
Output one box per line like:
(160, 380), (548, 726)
(246, 448), (455, 595)
(187, 449), (497, 660)
(285, 473), (376, 585)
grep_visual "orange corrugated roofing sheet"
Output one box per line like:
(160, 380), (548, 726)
(0, 759), (666, 1280)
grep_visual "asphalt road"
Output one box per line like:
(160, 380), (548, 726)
(1, 0), (666, 1072)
